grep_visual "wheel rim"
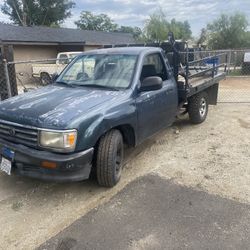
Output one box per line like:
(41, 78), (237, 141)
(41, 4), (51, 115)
(41, 78), (46, 85)
(115, 143), (123, 179)
(41, 75), (50, 85)
(199, 97), (207, 117)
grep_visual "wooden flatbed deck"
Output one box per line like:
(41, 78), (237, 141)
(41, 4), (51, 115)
(188, 73), (226, 97)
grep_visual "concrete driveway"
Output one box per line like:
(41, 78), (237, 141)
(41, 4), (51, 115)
(39, 174), (250, 250)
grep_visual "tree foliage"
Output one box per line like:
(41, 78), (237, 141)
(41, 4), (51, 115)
(169, 19), (192, 41)
(143, 11), (168, 43)
(75, 11), (118, 32)
(75, 11), (143, 41)
(143, 10), (192, 42)
(1, 0), (75, 26)
(206, 13), (249, 49)
(197, 28), (207, 47)
(116, 26), (143, 40)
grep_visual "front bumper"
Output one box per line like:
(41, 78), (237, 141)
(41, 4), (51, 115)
(0, 138), (94, 182)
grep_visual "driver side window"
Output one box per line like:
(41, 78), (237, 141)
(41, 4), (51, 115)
(140, 53), (167, 82)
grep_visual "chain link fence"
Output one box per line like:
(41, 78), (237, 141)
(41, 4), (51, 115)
(7, 58), (62, 95)
(181, 49), (250, 103)
(0, 59), (22, 100)
(0, 60), (11, 101)
(0, 49), (250, 103)
(219, 50), (250, 103)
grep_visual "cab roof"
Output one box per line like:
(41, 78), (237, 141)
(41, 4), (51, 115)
(83, 47), (162, 55)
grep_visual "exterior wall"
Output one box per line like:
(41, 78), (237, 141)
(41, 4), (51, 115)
(13, 45), (57, 85)
(13, 45), (57, 62)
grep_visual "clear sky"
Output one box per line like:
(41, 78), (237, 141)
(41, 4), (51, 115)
(0, 0), (249, 37)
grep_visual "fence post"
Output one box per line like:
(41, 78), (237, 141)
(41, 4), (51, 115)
(227, 50), (232, 73)
(3, 59), (12, 98)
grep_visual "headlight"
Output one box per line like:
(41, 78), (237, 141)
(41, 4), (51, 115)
(39, 129), (77, 152)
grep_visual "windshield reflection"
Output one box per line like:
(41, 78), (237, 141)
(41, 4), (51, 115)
(57, 54), (137, 89)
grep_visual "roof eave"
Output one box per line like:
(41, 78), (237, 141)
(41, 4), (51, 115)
(0, 40), (87, 46)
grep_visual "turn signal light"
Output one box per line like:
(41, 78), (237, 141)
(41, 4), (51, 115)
(41, 161), (57, 169)
(67, 133), (76, 147)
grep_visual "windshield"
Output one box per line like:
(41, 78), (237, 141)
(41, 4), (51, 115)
(57, 54), (137, 89)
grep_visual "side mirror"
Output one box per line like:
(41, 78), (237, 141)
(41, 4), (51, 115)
(140, 76), (163, 92)
(51, 73), (59, 82)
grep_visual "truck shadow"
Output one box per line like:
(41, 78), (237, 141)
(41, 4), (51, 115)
(124, 115), (191, 164)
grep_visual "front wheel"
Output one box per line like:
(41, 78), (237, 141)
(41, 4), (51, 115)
(40, 72), (51, 86)
(188, 92), (209, 124)
(96, 130), (124, 187)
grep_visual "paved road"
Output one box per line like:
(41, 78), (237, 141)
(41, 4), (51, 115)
(39, 174), (250, 250)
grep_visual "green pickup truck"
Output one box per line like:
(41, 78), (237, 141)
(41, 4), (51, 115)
(0, 39), (226, 187)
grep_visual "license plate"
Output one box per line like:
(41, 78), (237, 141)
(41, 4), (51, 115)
(0, 157), (12, 175)
(2, 147), (15, 160)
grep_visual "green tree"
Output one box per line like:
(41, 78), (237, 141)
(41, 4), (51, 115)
(178, 20), (192, 40)
(143, 10), (192, 42)
(144, 10), (168, 42)
(168, 19), (192, 40)
(1, 0), (75, 26)
(197, 28), (207, 47)
(117, 26), (143, 40)
(206, 13), (248, 49)
(244, 32), (250, 48)
(75, 11), (118, 32)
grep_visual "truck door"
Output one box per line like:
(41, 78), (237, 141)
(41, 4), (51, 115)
(136, 52), (178, 142)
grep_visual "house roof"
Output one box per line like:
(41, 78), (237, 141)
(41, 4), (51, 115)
(0, 23), (135, 46)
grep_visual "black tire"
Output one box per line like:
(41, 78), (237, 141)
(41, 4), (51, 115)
(40, 72), (51, 86)
(96, 130), (124, 187)
(188, 91), (209, 124)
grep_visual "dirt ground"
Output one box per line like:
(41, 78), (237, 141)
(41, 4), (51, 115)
(0, 102), (249, 250)
(218, 77), (250, 102)
(220, 77), (250, 90)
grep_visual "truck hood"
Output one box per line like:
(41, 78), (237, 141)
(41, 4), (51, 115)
(0, 85), (125, 129)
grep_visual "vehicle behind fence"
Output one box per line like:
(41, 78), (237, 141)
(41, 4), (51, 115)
(0, 49), (250, 103)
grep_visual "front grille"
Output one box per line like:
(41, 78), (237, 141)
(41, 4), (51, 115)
(0, 121), (38, 148)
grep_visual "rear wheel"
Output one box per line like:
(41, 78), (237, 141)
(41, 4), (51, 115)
(188, 92), (209, 124)
(96, 130), (124, 187)
(40, 72), (51, 86)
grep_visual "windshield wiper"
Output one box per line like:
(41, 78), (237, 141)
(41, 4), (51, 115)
(55, 81), (76, 87)
(75, 84), (120, 91)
